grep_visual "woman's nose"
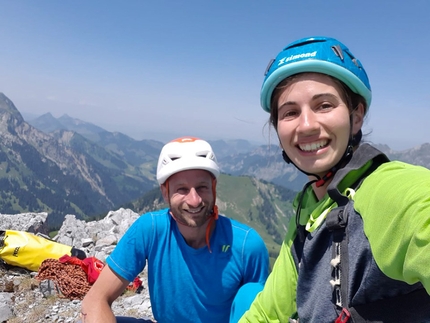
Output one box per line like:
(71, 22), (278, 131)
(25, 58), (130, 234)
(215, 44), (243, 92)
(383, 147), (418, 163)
(297, 108), (318, 132)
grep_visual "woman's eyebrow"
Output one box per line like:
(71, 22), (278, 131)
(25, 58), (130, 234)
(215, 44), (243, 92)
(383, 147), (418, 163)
(278, 101), (297, 110)
(312, 93), (338, 101)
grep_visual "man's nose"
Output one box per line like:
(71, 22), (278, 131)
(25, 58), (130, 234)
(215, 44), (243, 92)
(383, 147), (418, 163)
(186, 187), (202, 207)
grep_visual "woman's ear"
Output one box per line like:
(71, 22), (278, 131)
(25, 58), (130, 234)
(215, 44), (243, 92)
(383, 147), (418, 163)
(352, 103), (365, 135)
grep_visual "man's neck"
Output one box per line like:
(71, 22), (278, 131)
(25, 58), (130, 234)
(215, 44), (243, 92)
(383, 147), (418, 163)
(177, 220), (216, 249)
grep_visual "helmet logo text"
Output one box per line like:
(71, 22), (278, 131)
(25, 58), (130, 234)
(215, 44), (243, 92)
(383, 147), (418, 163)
(278, 51), (317, 66)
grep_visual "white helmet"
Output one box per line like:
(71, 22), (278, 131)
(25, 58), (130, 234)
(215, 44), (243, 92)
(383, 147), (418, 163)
(156, 137), (220, 185)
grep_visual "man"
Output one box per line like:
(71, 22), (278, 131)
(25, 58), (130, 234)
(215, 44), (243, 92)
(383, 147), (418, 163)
(81, 136), (269, 323)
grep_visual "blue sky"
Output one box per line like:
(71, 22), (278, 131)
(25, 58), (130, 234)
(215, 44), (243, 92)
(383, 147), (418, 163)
(0, 1), (429, 150)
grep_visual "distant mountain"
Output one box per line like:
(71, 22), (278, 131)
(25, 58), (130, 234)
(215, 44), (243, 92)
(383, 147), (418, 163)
(218, 145), (308, 191)
(28, 114), (259, 158)
(89, 131), (163, 169)
(27, 112), (64, 133)
(208, 139), (258, 159)
(372, 142), (430, 169)
(0, 92), (156, 228)
(26, 106), (430, 193)
(28, 111), (306, 190)
(28, 110), (165, 179)
(29, 112), (113, 142)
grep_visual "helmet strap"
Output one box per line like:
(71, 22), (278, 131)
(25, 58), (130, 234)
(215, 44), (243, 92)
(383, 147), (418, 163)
(295, 178), (318, 242)
(282, 150), (292, 164)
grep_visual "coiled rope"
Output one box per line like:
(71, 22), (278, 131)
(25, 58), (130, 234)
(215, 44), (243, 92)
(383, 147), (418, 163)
(36, 258), (91, 300)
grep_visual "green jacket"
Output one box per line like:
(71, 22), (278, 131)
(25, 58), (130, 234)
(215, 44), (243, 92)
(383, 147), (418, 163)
(240, 144), (430, 322)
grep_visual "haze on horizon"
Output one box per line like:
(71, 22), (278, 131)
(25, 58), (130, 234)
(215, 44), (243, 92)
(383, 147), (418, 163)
(1, 1), (429, 150)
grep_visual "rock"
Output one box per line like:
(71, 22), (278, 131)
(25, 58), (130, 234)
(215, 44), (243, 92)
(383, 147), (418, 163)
(39, 280), (57, 298)
(0, 212), (49, 234)
(0, 208), (154, 322)
(0, 293), (13, 322)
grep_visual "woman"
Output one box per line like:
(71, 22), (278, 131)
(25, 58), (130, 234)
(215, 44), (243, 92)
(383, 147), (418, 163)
(237, 37), (430, 322)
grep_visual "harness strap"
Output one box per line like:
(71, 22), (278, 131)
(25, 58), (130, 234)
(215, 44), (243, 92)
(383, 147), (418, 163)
(326, 144), (389, 322)
(326, 145), (430, 322)
(327, 205), (349, 310)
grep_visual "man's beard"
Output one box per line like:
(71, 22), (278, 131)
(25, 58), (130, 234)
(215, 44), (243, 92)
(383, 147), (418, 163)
(170, 202), (214, 228)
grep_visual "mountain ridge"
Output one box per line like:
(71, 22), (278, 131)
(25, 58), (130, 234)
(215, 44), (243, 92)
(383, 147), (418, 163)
(0, 92), (297, 259)
(4, 90), (430, 257)
(26, 98), (430, 192)
(0, 92), (156, 228)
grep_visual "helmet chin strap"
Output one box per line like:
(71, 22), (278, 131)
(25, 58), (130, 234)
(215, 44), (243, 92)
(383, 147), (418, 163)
(281, 129), (361, 187)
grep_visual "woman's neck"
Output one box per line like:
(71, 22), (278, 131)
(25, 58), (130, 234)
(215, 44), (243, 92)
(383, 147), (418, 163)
(309, 176), (332, 200)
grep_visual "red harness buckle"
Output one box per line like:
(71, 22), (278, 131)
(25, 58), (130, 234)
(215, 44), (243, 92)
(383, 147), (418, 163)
(335, 308), (351, 323)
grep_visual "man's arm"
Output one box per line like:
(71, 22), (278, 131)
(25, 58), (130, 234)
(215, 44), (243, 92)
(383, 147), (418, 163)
(81, 265), (130, 323)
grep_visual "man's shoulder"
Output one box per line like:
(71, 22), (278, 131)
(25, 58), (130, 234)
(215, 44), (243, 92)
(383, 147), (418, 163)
(217, 216), (267, 255)
(218, 215), (256, 233)
(137, 208), (170, 225)
(142, 208), (170, 217)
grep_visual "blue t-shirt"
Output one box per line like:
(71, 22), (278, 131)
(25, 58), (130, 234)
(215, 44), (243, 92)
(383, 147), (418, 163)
(107, 208), (269, 323)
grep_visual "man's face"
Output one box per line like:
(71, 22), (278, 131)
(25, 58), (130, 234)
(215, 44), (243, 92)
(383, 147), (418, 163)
(161, 169), (215, 228)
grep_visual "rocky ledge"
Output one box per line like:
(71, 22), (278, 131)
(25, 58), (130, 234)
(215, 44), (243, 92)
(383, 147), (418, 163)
(0, 209), (154, 322)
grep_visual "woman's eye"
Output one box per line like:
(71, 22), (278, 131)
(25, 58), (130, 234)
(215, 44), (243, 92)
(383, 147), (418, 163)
(280, 110), (297, 119)
(318, 103), (333, 111)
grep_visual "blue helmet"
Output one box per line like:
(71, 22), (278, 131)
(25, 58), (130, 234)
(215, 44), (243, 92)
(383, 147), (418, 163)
(260, 36), (371, 113)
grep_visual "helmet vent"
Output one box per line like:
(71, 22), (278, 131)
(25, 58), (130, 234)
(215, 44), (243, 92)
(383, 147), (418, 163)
(264, 58), (275, 76)
(197, 151), (209, 158)
(165, 154), (181, 164)
(352, 58), (360, 68)
(196, 150), (217, 161)
(331, 45), (344, 61)
(286, 38), (326, 50)
(161, 158), (170, 165)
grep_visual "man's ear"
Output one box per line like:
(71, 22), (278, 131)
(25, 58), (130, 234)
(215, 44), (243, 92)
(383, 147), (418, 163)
(352, 103), (365, 135)
(160, 184), (169, 203)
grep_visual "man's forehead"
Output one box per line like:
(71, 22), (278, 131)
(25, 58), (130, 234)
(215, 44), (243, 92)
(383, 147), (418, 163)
(168, 169), (212, 184)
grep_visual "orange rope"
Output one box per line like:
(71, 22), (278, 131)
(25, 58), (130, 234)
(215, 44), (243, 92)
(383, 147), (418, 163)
(35, 258), (91, 300)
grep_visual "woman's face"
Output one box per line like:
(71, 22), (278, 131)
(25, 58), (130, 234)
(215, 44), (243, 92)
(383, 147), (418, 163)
(275, 73), (364, 177)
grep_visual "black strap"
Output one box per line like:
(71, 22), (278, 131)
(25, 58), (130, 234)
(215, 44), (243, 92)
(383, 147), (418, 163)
(350, 287), (430, 323)
(326, 205), (350, 310)
(326, 145), (430, 321)
(326, 144), (389, 318)
(327, 143), (389, 206)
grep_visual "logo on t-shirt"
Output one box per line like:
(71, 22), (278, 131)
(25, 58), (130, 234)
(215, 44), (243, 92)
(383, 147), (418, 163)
(222, 245), (230, 252)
